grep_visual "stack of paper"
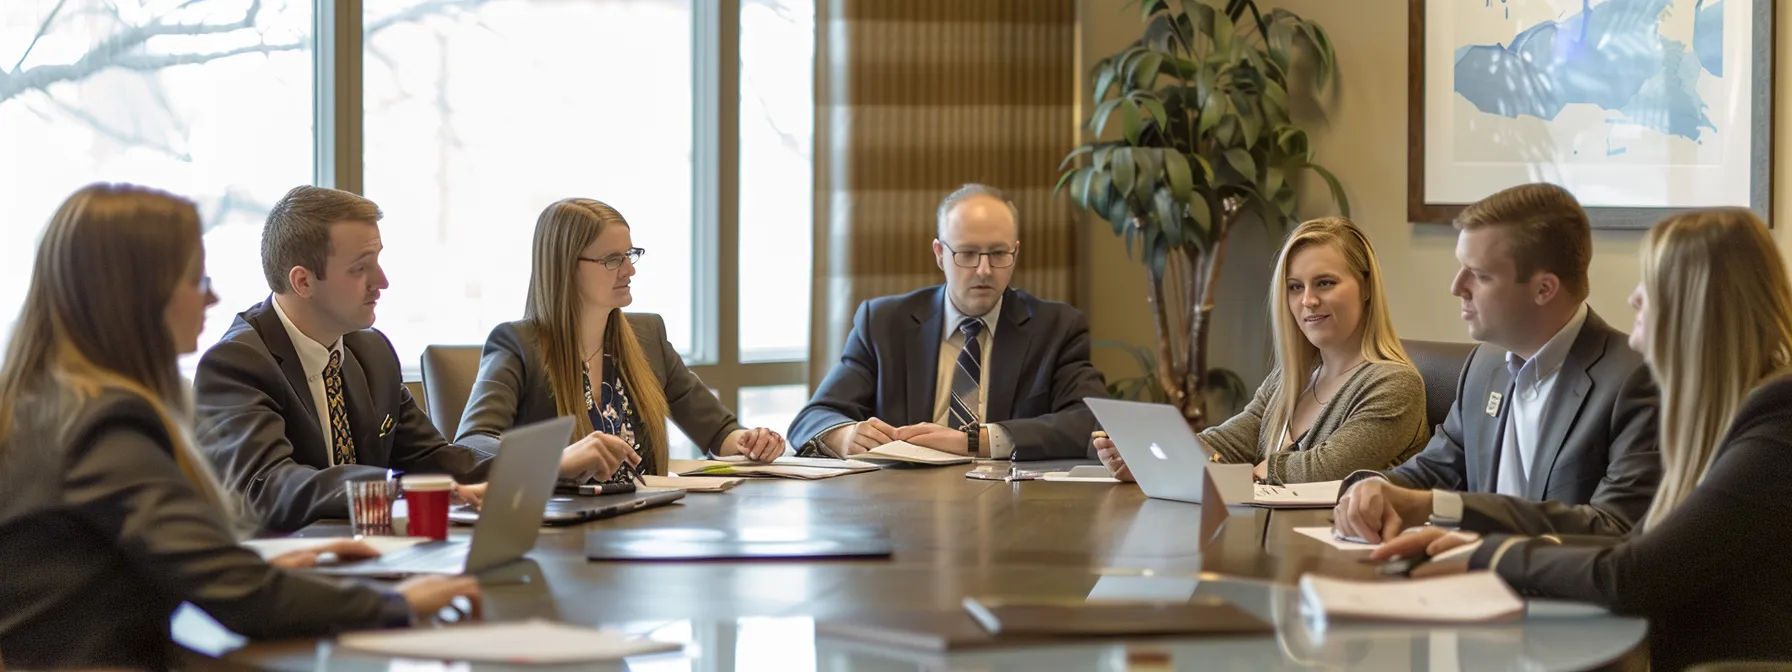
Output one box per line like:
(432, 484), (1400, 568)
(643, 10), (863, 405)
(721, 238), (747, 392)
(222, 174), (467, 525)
(239, 536), (426, 560)
(1249, 480), (1345, 508)
(641, 475), (744, 492)
(669, 459), (861, 480)
(1291, 526), (1380, 555)
(852, 441), (973, 466)
(1299, 572), (1524, 623)
(715, 455), (882, 472)
(336, 619), (682, 663)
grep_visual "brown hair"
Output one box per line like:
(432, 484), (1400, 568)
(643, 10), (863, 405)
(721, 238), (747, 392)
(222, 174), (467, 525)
(1261, 217), (1414, 446)
(261, 185), (383, 293)
(524, 199), (671, 474)
(0, 183), (235, 516)
(1453, 183), (1593, 301)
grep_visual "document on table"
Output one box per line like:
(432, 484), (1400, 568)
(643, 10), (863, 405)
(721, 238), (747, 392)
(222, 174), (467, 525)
(239, 536), (426, 560)
(669, 459), (863, 480)
(1042, 465), (1121, 483)
(336, 619), (682, 663)
(1299, 572), (1525, 623)
(1249, 480), (1345, 508)
(715, 455), (881, 471)
(853, 440), (974, 466)
(1292, 526), (1380, 553)
(641, 475), (744, 492)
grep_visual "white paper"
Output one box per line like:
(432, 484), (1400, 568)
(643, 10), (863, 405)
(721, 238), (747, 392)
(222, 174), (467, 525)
(1085, 575), (1200, 603)
(1042, 465), (1122, 483)
(1300, 572), (1524, 623)
(240, 536), (426, 560)
(1292, 526), (1380, 553)
(856, 440), (973, 465)
(1251, 480), (1345, 507)
(715, 455), (880, 470)
(641, 475), (741, 492)
(336, 619), (681, 663)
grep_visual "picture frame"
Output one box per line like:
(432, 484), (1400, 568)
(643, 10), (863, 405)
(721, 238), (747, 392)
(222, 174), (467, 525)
(1407, 0), (1774, 229)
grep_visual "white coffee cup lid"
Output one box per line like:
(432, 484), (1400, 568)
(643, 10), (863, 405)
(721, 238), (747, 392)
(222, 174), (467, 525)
(401, 474), (455, 491)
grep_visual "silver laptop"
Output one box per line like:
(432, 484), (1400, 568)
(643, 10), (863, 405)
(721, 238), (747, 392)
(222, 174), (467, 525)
(312, 416), (572, 577)
(1084, 397), (1254, 505)
(451, 486), (686, 526)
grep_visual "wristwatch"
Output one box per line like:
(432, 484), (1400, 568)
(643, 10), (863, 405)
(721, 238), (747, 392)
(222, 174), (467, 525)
(965, 423), (981, 458)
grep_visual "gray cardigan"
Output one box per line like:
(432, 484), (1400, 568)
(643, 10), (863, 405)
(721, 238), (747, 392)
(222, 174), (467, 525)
(1201, 360), (1429, 484)
(455, 315), (744, 475)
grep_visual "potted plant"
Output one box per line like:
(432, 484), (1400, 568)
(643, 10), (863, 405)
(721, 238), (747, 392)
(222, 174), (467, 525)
(1058, 0), (1346, 429)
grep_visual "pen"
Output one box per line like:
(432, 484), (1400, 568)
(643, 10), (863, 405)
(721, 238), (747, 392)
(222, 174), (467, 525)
(620, 459), (648, 486)
(580, 482), (637, 496)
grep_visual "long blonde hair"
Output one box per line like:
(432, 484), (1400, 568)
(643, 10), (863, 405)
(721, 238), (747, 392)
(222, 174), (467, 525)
(1261, 217), (1413, 447)
(0, 183), (235, 516)
(524, 198), (671, 473)
(1640, 208), (1792, 528)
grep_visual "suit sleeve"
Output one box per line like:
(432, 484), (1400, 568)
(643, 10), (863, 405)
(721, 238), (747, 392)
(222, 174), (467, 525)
(645, 315), (743, 457)
(194, 340), (388, 533)
(1197, 372), (1275, 465)
(789, 301), (879, 452)
(1470, 426), (1791, 615)
(66, 425), (410, 636)
(1264, 368), (1428, 484)
(1455, 365), (1661, 536)
(988, 310), (1109, 460)
(1381, 349), (1482, 491)
(455, 324), (530, 455)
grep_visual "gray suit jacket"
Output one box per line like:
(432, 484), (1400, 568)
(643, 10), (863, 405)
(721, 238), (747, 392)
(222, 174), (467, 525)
(455, 315), (743, 475)
(789, 286), (1109, 460)
(0, 391), (407, 670)
(195, 299), (494, 533)
(1342, 309), (1661, 535)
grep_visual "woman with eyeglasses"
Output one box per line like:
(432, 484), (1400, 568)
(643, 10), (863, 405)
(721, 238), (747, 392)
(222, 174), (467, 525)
(456, 198), (785, 492)
(0, 184), (478, 668)
(1093, 217), (1429, 484)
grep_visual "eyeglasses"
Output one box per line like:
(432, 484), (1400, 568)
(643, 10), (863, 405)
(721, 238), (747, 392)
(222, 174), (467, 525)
(578, 247), (645, 271)
(938, 241), (1016, 269)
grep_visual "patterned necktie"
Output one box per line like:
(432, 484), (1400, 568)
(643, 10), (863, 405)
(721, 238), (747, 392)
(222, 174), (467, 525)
(323, 349), (357, 466)
(947, 318), (985, 430)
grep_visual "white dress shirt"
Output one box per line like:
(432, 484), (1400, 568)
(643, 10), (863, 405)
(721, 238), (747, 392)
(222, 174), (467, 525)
(271, 295), (348, 466)
(932, 295), (1015, 459)
(1432, 303), (1589, 520)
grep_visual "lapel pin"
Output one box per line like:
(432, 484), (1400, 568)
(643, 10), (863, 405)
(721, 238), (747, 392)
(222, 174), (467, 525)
(379, 414), (395, 437)
(1485, 391), (1503, 417)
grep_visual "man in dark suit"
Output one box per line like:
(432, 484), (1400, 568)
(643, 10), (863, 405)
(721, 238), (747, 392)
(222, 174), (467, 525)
(790, 184), (1107, 460)
(195, 186), (615, 532)
(1333, 183), (1660, 543)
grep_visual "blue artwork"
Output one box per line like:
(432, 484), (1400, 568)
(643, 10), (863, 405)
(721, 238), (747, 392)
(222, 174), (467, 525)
(1452, 0), (1721, 142)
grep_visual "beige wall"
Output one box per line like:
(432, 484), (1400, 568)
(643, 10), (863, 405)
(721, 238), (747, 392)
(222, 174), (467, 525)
(1076, 0), (1790, 388)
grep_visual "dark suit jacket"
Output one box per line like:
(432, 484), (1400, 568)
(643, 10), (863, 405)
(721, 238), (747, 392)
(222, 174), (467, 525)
(1342, 310), (1661, 535)
(789, 286), (1108, 460)
(455, 315), (744, 474)
(0, 391), (407, 670)
(1473, 377), (1792, 671)
(194, 299), (494, 533)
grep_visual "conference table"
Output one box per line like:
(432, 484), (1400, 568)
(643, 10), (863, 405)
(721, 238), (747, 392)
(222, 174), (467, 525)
(173, 459), (1647, 671)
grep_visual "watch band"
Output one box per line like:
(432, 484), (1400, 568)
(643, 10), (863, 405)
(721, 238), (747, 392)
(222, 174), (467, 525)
(965, 423), (981, 458)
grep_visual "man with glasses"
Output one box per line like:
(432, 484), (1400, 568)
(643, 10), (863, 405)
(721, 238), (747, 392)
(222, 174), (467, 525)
(791, 184), (1108, 460)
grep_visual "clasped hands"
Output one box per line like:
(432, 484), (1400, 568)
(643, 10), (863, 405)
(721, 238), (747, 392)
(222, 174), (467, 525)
(1332, 477), (1483, 577)
(831, 417), (982, 456)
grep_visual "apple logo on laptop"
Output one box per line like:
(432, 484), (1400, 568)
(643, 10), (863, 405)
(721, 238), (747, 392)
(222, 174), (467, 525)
(1149, 443), (1168, 460)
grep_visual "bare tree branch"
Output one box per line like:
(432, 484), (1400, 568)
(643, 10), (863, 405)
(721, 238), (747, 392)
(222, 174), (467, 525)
(108, 41), (306, 71)
(27, 93), (193, 161)
(11, 0), (70, 74)
(0, 0), (272, 103)
(366, 0), (491, 34)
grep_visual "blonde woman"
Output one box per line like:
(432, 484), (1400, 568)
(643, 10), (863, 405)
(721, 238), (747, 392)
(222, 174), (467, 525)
(1096, 217), (1428, 484)
(457, 198), (785, 489)
(1376, 208), (1792, 669)
(0, 185), (477, 668)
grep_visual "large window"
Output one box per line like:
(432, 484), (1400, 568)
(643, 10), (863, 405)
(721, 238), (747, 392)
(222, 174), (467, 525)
(0, 0), (315, 363)
(2, 0), (814, 458)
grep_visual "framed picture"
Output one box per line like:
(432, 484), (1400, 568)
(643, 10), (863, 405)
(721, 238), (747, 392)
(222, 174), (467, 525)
(1407, 0), (1774, 229)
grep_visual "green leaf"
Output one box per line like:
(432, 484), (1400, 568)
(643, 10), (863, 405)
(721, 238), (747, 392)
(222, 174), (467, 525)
(1164, 150), (1194, 203)
(1154, 188), (1183, 248)
(1149, 229), (1169, 279)
(1232, 89), (1260, 148)
(1212, 4), (1235, 55)
(1215, 114), (1238, 146)
(1094, 66), (1119, 106)
(1188, 193), (1214, 236)
(1113, 147), (1137, 200)
(1057, 145), (1093, 172)
(1055, 165), (1085, 197)
(1090, 97), (1125, 137)
(1266, 19), (1296, 74)
(1135, 147), (1163, 197)
(1198, 93), (1223, 134)
(1129, 52), (1165, 89)
(1141, 0), (1167, 22)
(1094, 144), (1115, 172)
(1262, 78), (1290, 121)
(1191, 153), (1216, 183)
(1139, 95), (1169, 127)
(1309, 163), (1350, 217)
(1089, 169), (1112, 217)
(1263, 166), (1284, 200)
(1106, 198), (1132, 235)
(1124, 222), (1139, 260)
(1122, 99), (1143, 145)
(1224, 148), (1256, 182)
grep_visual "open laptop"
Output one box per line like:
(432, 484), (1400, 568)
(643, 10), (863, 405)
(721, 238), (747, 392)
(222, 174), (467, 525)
(1084, 397), (1254, 505)
(311, 416), (573, 577)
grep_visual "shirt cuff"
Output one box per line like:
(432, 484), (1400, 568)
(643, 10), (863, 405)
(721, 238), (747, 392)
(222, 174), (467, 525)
(378, 591), (415, 628)
(1430, 490), (1465, 526)
(987, 423), (1013, 460)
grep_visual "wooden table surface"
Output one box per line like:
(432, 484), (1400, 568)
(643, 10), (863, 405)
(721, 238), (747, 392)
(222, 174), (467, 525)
(173, 460), (1647, 671)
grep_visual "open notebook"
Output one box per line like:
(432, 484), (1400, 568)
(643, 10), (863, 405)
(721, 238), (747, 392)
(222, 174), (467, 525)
(1299, 571), (1525, 623)
(852, 441), (974, 466)
(669, 458), (873, 480)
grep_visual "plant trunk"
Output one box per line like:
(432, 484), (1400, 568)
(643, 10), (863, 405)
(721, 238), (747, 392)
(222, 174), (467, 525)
(1181, 208), (1239, 431)
(1143, 254), (1183, 409)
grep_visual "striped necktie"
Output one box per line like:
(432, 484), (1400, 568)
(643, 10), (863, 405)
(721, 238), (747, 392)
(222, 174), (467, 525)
(947, 317), (985, 430)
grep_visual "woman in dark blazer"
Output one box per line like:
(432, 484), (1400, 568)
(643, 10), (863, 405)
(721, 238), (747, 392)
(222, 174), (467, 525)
(456, 198), (785, 484)
(1381, 208), (1792, 671)
(0, 184), (478, 669)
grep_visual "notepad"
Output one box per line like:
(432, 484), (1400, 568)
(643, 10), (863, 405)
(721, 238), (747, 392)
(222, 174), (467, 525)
(336, 619), (682, 663)
(641, 475), (743, 492)
(239, 536), (427, 560)
(853, 440), (974, 466)
(1042, 465), (1122, 483)
(1299, 572), (1524, 623)
(1249, 480), (1345, 508)
(669, 459), (861, 480)
(715, 455), (882, 472)
(1292, 526), (1380, 554)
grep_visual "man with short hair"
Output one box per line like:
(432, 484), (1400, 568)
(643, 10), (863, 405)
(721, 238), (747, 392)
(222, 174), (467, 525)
(1334, 183), (1660, 542)
(195, 186), (615, 532)
(790, 184), (1107, 460)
